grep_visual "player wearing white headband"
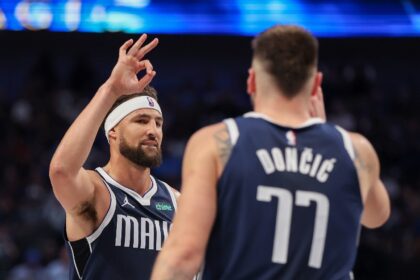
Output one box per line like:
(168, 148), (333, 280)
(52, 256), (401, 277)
(49, 34), (179, 280)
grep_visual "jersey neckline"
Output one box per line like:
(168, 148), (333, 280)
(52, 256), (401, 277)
(95, 167), (157, 206)
(244, 112), (325, 129)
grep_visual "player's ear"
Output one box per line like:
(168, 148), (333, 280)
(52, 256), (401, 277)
(109, 127), (118, 141)
(311, 71), (323, 96)
(247, 67), (256, 96)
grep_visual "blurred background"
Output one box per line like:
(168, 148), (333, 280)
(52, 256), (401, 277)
(1, 0), (419, 279)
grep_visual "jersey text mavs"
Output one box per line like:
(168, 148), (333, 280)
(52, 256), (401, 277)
(65, 167), (177, 280)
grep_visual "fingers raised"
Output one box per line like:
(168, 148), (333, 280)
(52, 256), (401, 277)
(127, 34), (148, 56)
(121, 35), (159, 61)
(135, 38), (159, 60)
(119, 39), (134, 57)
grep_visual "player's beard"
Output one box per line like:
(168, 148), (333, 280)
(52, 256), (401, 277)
(119, 135), (162, 168)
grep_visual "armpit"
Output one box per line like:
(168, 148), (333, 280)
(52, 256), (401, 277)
(75, 200), (98, 224)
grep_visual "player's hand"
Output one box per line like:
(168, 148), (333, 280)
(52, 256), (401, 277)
(309, 73), (326, 121)
(106, 34), (159, 97)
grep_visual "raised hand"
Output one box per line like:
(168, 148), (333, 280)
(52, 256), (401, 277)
(107, 34), (159, 97)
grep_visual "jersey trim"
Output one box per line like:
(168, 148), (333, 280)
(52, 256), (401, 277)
(86, 178), (117, 244)
(67, 240), (82, 280)
(195, 262), (205, 280)
(223, 118), (239, 145)
(96, 167), (157, 206)
(244, 112), (325, 128)
(66, 237), (92, 280)
(161, 180), (178, 211)
(335, 126), (355, 160)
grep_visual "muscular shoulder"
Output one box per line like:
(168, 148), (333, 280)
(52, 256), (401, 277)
(185, 122), (233, 177)
(348, 132), (380, 197)
(348, 132), (379, 172)
(189, 122), (233, 162)
(66, 170), (110, 240)
(188, 122), (227, 143)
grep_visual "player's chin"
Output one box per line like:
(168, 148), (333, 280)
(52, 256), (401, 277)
(141, 146), (160, 156)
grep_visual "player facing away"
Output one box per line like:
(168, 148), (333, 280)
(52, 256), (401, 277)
(152, 25), (390, 280)
(49, 34), (179, 279)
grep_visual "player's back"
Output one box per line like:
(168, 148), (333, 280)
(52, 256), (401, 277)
(202, 113), (363, 280)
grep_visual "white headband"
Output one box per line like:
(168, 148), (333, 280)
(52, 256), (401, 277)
(104, 96), (162, 141)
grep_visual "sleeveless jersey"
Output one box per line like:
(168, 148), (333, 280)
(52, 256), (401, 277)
(65, 167), (177, 280)
(202, 112), (363, 280)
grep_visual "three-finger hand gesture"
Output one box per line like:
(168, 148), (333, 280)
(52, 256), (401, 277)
(107, 34), (159, 97)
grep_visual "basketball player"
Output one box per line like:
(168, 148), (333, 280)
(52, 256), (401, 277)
(152, 25), (390, 279)
(49, 34), (179, 279)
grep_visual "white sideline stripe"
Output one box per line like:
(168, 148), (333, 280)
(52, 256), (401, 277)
(335, 126), (355, 160)
(224, 118), (239, 145)
(86, 175), (117, 244)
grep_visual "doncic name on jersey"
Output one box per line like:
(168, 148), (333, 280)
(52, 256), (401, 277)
(256, 145), (336, 183)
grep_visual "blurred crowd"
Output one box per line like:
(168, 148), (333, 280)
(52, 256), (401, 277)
(0, 34), (419, 279)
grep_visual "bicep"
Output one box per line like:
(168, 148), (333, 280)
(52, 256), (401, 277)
(350, 132), (390, 228)
(174, 131), (217, 248)
(163, 128), (218, 262)
(50, 168), (96, 214)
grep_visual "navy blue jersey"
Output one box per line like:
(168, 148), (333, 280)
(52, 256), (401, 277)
(65, 167), (177, 280)
(203, 113), (363, 280)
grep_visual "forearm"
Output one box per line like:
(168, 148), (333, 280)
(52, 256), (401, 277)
(361, 180), (390, 228)
(152, 251), (199, 280)
(151, 261), (192, 280)
(152, 235), (204, 280)
(50, 82), (118, 175)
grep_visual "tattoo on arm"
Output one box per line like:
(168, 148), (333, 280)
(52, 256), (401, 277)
(354, 147), (364, 170)
(213, 126), (233, 167)
(354, 145), (371, 173)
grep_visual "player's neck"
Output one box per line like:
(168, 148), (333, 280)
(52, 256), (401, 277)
(253, 91), (311, 127)
(104, 155), (152, 196)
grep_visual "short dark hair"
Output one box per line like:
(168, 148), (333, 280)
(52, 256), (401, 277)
(252, 25), (318, 98)
(103, 85), (159, 127)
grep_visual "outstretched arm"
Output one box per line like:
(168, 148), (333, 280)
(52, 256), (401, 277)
(350, 133), (390, 228)
(49, 34), (158, 214)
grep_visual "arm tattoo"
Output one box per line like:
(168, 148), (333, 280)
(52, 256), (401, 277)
(213, 126), (233, 167)
(353, 145), (372, 175)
